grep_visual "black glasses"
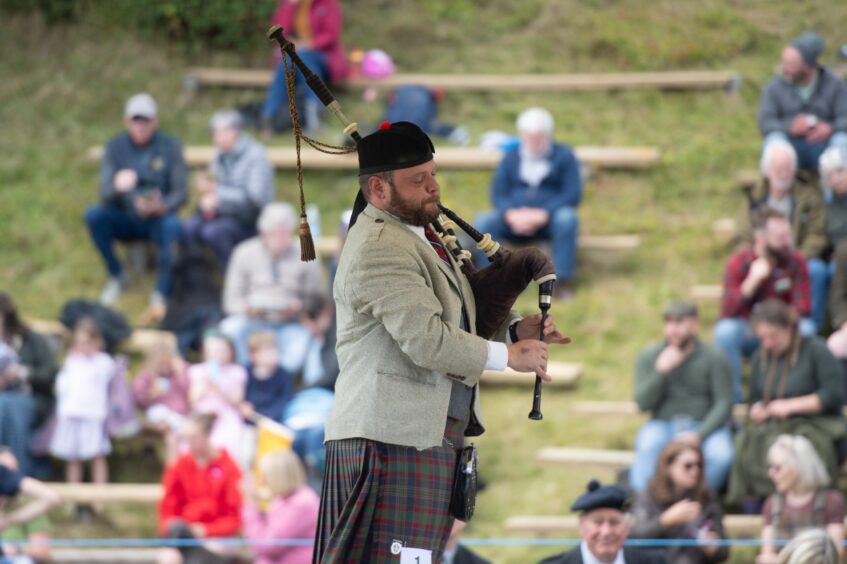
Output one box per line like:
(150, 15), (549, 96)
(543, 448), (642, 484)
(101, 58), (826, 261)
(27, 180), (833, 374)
(683, 462), (702, 471)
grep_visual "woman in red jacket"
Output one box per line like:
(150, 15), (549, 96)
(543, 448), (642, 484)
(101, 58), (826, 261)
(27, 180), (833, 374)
(157, 413), (242, 564)
(261, 0), (348, 133)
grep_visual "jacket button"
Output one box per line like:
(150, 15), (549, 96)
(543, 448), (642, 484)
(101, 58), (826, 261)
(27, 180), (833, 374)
(375, 218), (384, 223)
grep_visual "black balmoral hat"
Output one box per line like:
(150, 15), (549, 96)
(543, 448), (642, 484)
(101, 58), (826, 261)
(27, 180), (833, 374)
(570, 480), (630, 513)
(358, 120), (435, 175)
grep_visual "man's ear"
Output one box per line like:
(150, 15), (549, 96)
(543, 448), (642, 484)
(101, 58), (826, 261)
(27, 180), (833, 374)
(368, 175), (389, 204)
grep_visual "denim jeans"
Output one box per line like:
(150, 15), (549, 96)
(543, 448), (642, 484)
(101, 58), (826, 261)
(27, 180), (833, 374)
(713, 316), (816, 402)
(474, 207), (579, 281)
(628, 418), (734, 492)
(764, 130), (847, 172)
(262, 50), (328, 121)
(84, 205), (182, 294)
(219, 315), (324, 385)
(807, 257), (829, 331)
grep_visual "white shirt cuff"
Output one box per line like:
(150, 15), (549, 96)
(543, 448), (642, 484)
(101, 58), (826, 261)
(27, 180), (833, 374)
(485, 341), (509, 371)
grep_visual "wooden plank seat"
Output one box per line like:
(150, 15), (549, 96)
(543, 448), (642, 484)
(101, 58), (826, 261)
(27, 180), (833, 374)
(182, 67), (741, 95)
(504, 514), (764, 537)
(27, 319), (177, 356)
(482, 361), (582, 388)
(536, 447), (635, 472)
(48, 482), (162, 504)
(689, 284), (722, 302)
(86, 145), (661, 171)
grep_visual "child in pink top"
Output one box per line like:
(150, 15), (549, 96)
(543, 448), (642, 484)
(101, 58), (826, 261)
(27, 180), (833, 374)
(133, 342), (190, 461)
(50, 318), (115, 488)
(242, 449), (319, 564)
(188, 331), (247, 467)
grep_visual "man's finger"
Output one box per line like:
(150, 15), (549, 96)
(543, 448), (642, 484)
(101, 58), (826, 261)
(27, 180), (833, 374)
(539, 369), (552, 382)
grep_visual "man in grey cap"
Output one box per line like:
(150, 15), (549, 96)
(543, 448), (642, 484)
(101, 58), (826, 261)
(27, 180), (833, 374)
(183, 109), (274, 268)
(758, 31), (847, 171)
(540, 480), (661, 563)
(84, 93), (187, 307)
(628, 301), (734, 493)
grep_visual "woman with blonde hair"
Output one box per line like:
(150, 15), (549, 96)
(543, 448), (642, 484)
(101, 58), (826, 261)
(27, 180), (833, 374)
(778, 528), (839, 564)
(242, 449), (319, 564)
(757, 435), (845, 564)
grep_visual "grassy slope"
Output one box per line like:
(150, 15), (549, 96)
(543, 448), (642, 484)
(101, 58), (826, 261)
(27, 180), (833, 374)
(2, 1), (847, 561)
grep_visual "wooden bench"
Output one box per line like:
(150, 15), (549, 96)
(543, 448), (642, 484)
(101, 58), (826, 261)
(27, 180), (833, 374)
(536, 447), (635, 475)
(53, 549), (160, 563)
(482, 361), (582, 388)
(86, 145), (661, 171)
(48, 482), (162, 504)
(504, 514), (764, 537)
(689, 284), (722, 302)
(182, 67), (741, 97)
(27, 319), (177, 356)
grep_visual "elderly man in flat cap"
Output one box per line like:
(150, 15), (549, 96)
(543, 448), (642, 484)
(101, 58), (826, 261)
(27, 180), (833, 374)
(540, 481), (663, 564)
(758, 31), (847, 171)
(313, 121), (569, 563)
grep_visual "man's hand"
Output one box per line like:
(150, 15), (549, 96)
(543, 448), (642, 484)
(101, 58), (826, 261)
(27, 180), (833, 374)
(515, 314), (571, 345)
(766, 399), (793, 419)
(749, 257), (772, 283)
(788, 115), (811, 136)
(504, 208), (548, 237)
(749, 401), (770, 423)
(655, 345), (687, 374)
(114, 169), (138, 193)
(807, 121), (833, 144)
(506, 340), (549, 380)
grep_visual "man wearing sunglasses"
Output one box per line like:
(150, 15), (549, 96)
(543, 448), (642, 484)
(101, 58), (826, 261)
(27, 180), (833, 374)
(84, 93), (187, 308)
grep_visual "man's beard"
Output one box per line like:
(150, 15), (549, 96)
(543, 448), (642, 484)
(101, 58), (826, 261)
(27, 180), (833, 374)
(387, 186), (441, 226)
(767, 245), (790, 263)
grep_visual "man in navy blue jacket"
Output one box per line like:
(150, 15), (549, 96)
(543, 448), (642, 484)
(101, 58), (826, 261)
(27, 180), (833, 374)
(474, 107), (582, 299)
(84, 93), (188, 307)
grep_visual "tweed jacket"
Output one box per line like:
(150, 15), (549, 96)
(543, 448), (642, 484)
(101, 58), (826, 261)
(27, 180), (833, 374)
(325, 204), (515, 448)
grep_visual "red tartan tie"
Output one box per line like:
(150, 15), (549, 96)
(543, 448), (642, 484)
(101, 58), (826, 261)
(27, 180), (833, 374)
(423, 225), (452, 267)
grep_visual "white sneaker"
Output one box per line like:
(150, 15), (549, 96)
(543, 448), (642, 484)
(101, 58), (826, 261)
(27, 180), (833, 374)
(99, 277), (125, 306)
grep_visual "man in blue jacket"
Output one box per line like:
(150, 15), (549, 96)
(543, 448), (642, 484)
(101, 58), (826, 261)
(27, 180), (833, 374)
(474, 107), (582, 299)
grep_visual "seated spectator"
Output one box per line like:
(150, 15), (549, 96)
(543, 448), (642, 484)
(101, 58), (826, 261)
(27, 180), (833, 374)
(261, 0), (347, 134)
(85, 93), (187, 307)
(758, 32), (847, 172)
(0, 449), (60, 561)
(442, 519), (491, 564)
(241, 331), (293, 423)
(727, 300), (846, 509)
(220, 203), (326, 384)
(629, 301), (733, 492)
(242, 449), (319, 564)
(820, 147), (847, 239)
(713, 209), (815, 402)
(540, 480), (661, 564)
(132, 342), (191, 462)
(739, 140), (827, 330)
(474, 107), (582, 299)
(184, 110), (274, 269)
(775, 528), (839, 564)
(757, 435), (844, 564)
(49, 318), (115, 493)
(158, 413), (242, 564)
(188, 331), (248, 469)
(630, 442), (729, 564)
(826, 242), (847, 369)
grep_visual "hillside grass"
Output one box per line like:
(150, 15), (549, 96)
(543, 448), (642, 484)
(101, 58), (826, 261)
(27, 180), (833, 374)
(3, 1), (847, 561)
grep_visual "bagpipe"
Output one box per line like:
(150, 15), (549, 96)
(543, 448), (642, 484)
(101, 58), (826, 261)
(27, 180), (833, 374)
(267, 25), (557, 420)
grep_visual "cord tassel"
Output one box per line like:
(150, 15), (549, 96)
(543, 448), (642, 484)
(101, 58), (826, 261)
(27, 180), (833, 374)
(299, 215), (316, 262)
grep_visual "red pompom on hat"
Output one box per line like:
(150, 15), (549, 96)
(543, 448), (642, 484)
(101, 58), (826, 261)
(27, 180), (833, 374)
(379, 120), (392, 131)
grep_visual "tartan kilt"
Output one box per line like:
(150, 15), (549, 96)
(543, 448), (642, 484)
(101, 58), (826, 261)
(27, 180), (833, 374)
(314, 418), (465, 563)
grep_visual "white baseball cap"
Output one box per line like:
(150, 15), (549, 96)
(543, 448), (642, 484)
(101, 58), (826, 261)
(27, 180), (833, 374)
(124, 93), (158, 119)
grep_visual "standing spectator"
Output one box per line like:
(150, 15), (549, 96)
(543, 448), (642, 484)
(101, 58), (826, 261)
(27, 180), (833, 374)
(820, 146), (847, 242)
(757, 435), (844, 564)
(158, 413), (242, 564)
(629, 301), (733, 492)
(0, 449), (57, 564)
(132, 342), (191, 462)
(220, 203), (326, 384)
(713, 209), (815, 402)
(0, 449), (60, 561)
(242, 450), (319, 564)
(85, 93), (187, 307)
(474, 107), (582, 299)
(630, 442), (729, 564)
(540, 480), (660, 564)
(758, 31), (847, 171)
(184, 110), (274, 270)
(49, 318), (115, 495)
(261, 0), (347, 134)
(739, 140), (828, 330)
(727, 300), (846, 509)
(188, 331), (248, 469)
